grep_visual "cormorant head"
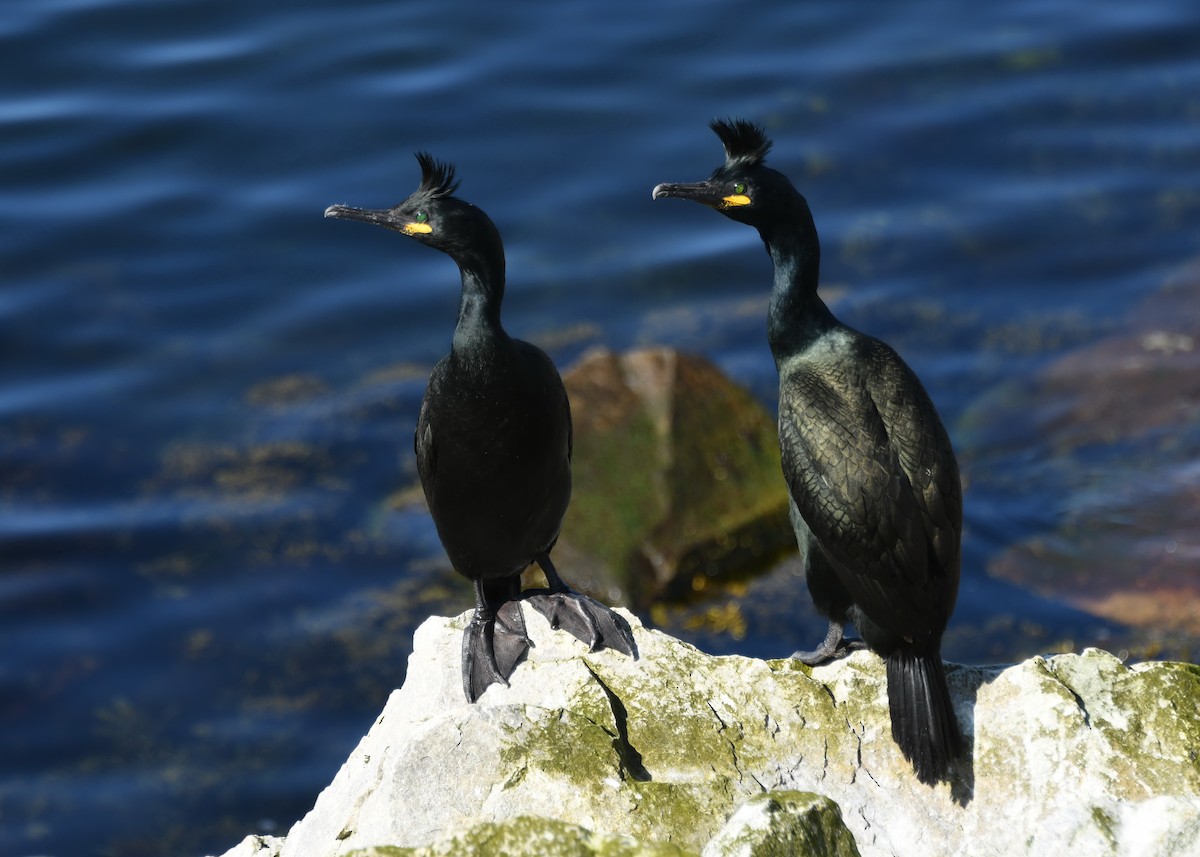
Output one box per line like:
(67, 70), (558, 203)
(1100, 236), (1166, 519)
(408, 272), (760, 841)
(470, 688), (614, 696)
(325, 153), (503, 274)
(652, 119), (803, 229)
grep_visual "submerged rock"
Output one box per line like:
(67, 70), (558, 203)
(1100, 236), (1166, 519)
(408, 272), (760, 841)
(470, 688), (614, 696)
(214, 608), (1200, 857)
(972, 256), (1200, 648)
(990, 487), (1200, 640)
(559, 347), (792, 606)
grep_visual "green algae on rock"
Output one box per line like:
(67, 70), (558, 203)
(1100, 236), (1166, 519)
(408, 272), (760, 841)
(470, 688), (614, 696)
(213, 608), (1200, 857)
(559, 347), (793, 606)
(700, 791), (861, 857)
(346, 816), (690, 857)
(335, 796), (859, 857)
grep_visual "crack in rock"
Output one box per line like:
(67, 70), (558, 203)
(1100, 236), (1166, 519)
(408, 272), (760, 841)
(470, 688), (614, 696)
(1042, 661), (1093, 728)
(707, 699), (752, 784)
(706, 700), (729, 731)
(583, 665), (651, 782)
(847, 718), (865, 785)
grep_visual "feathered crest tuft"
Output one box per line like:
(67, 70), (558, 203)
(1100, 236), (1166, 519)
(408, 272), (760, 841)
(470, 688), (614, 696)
(414, 151), (461, 199)
(710, 118), (772, 167)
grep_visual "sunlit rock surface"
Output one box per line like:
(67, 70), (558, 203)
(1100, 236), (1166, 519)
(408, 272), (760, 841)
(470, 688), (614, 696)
(215, 608), (1200, 857)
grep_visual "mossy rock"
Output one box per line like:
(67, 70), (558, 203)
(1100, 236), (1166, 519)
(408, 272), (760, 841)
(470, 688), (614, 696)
(701, 791), (861, 857)
(347, 815), (691, 857)
(215, 613), (1200, 857)
(560, 348), (792, 606)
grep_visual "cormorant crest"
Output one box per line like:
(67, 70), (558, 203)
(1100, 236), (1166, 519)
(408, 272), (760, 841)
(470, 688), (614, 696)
(710, 118), (772, 168)
(414, 151), (461, 199)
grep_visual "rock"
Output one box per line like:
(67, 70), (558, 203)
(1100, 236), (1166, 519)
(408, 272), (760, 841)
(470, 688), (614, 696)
(966, 257), (1200, 648)
(342, 816), (690, 856)
(220, 834), (285, 857)
(990, 488), (1200, 639)
(700, 791), (860, 857)
(558, 347), (793, 606)
(380, 346), (795, 610)
(213, 607), (1200, 857)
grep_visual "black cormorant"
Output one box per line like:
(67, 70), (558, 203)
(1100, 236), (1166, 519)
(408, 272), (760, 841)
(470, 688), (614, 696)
(652, 120), (964, 784)
(326, 153), (635, 703)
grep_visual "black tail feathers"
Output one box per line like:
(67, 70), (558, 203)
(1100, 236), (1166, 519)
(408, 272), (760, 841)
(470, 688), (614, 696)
(886, 648), (964, 785)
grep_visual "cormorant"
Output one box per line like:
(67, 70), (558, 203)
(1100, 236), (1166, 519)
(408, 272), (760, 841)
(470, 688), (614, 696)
(652, 120), (964, 784)
(326, 153), (635, 703)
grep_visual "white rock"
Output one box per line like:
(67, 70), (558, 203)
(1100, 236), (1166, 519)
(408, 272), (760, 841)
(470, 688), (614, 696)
(219, 834), (284, 857)
(700, 791), (859, 857)
(212, 606), (1200, 857)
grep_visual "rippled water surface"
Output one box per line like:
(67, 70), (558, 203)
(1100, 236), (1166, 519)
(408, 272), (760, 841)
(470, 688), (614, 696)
(3, 1), (1200, 854)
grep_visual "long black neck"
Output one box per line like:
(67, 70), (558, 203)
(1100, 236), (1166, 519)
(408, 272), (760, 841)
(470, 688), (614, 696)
(760, 197), (835, 364)
(450, 228), (507, 357)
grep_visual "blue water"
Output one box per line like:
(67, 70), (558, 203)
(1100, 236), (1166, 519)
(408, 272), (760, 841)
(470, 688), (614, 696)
(3, 1), (1199, 854)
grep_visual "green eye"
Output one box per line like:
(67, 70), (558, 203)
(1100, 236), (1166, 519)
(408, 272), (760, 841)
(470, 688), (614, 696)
(414, 210), (428, 223)
(733, 183), (747, 194)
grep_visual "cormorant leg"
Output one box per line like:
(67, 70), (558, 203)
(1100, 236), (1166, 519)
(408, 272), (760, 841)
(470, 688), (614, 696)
(461, 577), (530, 703)
(791, 620), (865, 665)
(523, 554), (636, 657)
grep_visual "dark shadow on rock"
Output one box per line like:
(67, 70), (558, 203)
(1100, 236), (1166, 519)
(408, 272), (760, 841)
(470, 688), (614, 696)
(945, 660), (1004, 806)
(585, 664), (652, 783)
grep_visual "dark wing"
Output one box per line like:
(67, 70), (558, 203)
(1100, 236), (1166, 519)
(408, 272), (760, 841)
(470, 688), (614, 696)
(861, 339), (962, 588)
(778, 361), (932, 632)
(513, 338), (573, 466)
(414, 391), (436, 499)
(563, 373), (573, 463)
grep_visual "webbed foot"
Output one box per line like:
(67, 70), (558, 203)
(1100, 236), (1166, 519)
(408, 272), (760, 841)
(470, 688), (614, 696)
(791, 620), (865, 665)
(525, 554), (636, 657)
(461, 598), (529, 703)
(525, 588), (636, 656)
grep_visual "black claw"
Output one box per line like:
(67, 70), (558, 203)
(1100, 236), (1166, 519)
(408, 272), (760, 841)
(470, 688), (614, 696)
(525, 588), (636, 658)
